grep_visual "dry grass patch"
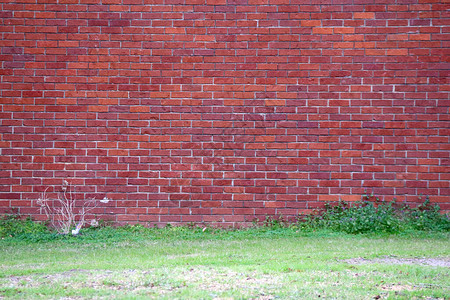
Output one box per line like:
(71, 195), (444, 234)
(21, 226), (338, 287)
(343, 256), (450, 267)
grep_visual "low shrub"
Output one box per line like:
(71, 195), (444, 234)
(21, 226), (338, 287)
(0, 214), (49, 238)
(402, 196), (450, 232)
(307, 201), (400, 234)
(301, 195), (449, 234)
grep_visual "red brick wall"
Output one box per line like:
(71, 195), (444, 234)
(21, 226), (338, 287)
(1, 0), (449, 226)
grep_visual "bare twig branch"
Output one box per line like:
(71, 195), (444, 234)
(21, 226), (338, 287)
(36, 182), (109, 235)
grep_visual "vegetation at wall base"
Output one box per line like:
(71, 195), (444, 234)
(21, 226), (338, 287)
(1, 195), (449, 244)
(0, 214), (49, 239)
(299, 195), (450, 234)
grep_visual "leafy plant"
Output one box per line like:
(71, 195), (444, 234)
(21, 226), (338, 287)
(302, 194), (449, 234)
(262, 215), (288, 229)
(307, 200), (400, 234)
(36, 181), (110, 235)
(0, 214), (48, 238)
(402, 196), (450, 232)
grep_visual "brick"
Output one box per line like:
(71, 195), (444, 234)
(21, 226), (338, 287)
(387, 49), (408, 56)
(301, 20), (321, 27)
(312, 27), (333, 34)
(409, 34), (430, 41)
(354, 12), (375, 19)
(334, 27), (355, 34)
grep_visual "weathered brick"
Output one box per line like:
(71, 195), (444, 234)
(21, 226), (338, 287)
(354, 12), (375, 19)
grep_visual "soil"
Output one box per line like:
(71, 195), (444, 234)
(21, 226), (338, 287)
(343, 256), (450, 267)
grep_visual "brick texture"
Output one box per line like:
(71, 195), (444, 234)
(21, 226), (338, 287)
(1, 0), (449, 226)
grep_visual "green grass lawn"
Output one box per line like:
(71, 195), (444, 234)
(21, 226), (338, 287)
(0, 228), (449, 299)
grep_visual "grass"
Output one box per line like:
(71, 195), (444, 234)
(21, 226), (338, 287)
(0, 226), (449, 299)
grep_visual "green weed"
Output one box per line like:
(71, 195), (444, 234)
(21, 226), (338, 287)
(0, 215), (48, 238)
(301, 195), (449, 234)
(401, 196), (450, 232)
